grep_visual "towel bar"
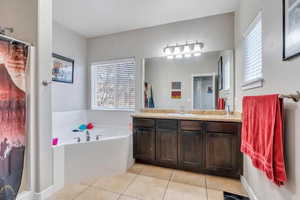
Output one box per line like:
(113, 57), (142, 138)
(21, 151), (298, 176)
(279, 91), (300, 102)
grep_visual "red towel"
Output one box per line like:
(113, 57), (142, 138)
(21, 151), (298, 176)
(217, 98), (225, 110)
(241, 94), (287, 186)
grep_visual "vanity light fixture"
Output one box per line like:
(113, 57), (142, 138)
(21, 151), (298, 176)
(163, 42), (204, 59)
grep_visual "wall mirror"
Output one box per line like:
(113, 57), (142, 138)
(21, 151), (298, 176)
(143, 50), (235, 111)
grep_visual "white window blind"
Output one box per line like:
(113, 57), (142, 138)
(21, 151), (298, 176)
(243, 13), (263, 88)
(91, 58), (136, 111)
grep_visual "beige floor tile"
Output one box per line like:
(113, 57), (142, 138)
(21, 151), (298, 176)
(140, 165), (174, 180)
(124, 175), (168, 200)
(75, 187), (119, 200)
(80, 176), (99, 186)
(207, 189), (224, 200)
(93, 172), (137, 193)
(118, 195), (140, 200)
(51, 184), (88, 200)
(171, 170), (206, 187)
(127, 163), (147, 174)
(164, 182), (207, 200)
(206, 175), (247, 196)
(47, 196), (68, 200)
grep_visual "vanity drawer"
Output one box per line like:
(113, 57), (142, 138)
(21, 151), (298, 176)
(133, 118), (155, 128)
(180, 120), (204, 131)
(156, 119), (178, 130)
(206, 122), (238, 133)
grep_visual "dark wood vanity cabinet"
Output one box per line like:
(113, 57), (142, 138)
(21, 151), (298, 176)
(179, 121), (205, 171)
(133, 119), (156, 162)
(204, 122), (242, 177)
(133, 127), (155, 161)
(133, 118), (242, 178)
(155, 120), (178, 167)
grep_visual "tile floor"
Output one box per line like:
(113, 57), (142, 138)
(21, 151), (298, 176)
(49, 163), (248, 200)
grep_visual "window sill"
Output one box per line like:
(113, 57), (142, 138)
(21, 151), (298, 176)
(219, 89), (231, 94)
(90, 107), (135, 112)
(242, 78), (264, 90)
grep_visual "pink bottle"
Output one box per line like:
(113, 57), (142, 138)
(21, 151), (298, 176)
(52, 138), (58, 146)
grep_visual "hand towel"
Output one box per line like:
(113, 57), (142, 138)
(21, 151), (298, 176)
(241, 94), (287, 186)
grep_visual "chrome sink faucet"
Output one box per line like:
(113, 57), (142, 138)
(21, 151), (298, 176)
(226, 105), (231, 116)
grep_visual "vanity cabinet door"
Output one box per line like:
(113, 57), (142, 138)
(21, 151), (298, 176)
(179, 130), (204, 172)
(156, 129), (178, 167)
(133, 128), (155, 162)
(205, 122), (242, 178)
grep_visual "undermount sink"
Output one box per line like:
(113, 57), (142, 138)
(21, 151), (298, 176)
(166, 113), (197, 117)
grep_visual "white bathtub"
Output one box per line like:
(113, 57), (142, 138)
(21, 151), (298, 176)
(53, 126), (131, 146)
(53, 125), (134, 187)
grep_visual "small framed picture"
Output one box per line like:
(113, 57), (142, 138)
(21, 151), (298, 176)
(52, 53), (74, 83)
(171, 81), (182, 90)
(171, 91), (182, 99)
(283, 0), (300, 60)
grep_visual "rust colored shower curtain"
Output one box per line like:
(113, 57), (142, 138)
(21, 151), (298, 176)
(0, 40), (28, 199)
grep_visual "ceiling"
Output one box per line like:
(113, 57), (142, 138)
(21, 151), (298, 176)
(53, 0), (239, 38)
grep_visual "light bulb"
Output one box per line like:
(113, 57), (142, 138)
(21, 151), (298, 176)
(164, 47), (171, 55)
(183, 45), (190, 53)
(194, 52), (202, 57)
(175, 54), (183, 59)
(194, 44), (201, 52)
(174, 46), (181, 54)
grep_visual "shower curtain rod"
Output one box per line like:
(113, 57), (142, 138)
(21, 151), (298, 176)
(0, 34), (32, 46)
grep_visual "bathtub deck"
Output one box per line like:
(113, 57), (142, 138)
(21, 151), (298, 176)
(48, 163), (248, 200)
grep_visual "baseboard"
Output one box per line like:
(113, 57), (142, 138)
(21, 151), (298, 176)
(241, 176), (259, 200)
(16, 191), (34, 200)
(128, 158), (135, 169)
(33, 185), (56, 200)
(16, 185), (59, 200)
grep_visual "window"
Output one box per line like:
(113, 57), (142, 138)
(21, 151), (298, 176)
(91, 58), (136, 111)
(243, 12), (263, 90)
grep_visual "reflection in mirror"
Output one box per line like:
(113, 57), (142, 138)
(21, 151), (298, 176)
(143, 50), (234, 111)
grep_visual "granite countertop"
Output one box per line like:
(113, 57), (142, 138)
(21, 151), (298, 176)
(131, 112), (242, 123)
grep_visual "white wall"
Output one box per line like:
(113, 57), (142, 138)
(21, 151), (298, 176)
(235, 1), (300, 200)
(87, 12), (235, 123)
(0, 0), (37, 45)
(52, 22), (88, 112)
(145, 53), (219, 110)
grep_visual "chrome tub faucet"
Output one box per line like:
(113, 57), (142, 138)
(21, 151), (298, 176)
(74, 137), (81, 143)
(86, 131), (91, 142)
